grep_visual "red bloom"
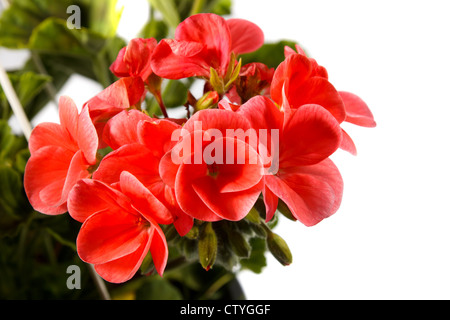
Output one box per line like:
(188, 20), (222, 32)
(110, 38), (157, 82)
(271, 50), (376, 155)
(92, 110), (193, 236)
(159, 109), (264, 222)
(236, 96), (343, 226)
(150, 13), (264, 80)
(68, 171), (171, 283)
(24, 96), (98, 215)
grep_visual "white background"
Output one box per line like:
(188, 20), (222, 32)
(2, 0), (450, 300)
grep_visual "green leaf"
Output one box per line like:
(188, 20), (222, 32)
(0, 121), (15, 160)
(0, 165), (25, 218)
(148, 0), (180, 29)
(206, 0), (232, 16)
(28, 18), (106, 56)
(0, 0), (88, 49)
(240, 40), (298, 69)
(139, 19), (169, 41)
(89, 0), (123, 38)
(240, 237), (267, 274)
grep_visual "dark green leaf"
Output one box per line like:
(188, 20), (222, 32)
(0, 0), (88, 49)
(240, 237), (267, 274)
(0, 165), (25, 217)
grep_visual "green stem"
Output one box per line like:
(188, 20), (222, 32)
(190, 0), (205, 15)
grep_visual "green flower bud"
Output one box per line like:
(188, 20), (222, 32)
(198, 222), (217, 271)
(196, 91), (219, 110)
(267, 232), (293, 266)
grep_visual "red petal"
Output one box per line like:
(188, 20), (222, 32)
(226, 18), (264, 54)
(174, 160), (222, 221)
(149, 224), (168, 276)
(340, 128), (357, 155)
(59, 150), (92, 205)
(138, 118), (181, 158)
(77, 105), (98, 164)
(175, 13), (231, 73)
(58, 96), (79, 142)
(24, 146), (74, 215)
(237, 95), (283, 132)
(339, 91), (376, 127)
(192, 176), (263, 221)
(280, 104), (342, 166)
(28, 122), (75, 155)
(119, 171), (173, 225)
(270, 54), (313, 106)
(262, 182), (278, 222)
(159, 150), (180, 189)
(183, 108), (252, 135)
(94, 230), (151, 283)
(150, 39), (210, 79)
(109, 47), (129, 77)
(265, 159), (343, 226)
(93, 144), (160, 188)
(286, 76), (346, 123)
(68, 178), (127, 223)
(103, 110), (151, 150)
(77, 208), (148, 265)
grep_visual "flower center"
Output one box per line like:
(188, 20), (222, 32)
(207, 163), (219, 178)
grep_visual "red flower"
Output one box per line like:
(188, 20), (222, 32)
(271, 53), (347, 123)
(236, 96), (343, 226)
(150, 13), (264, 80)
(159, 109), (264, 222)
(92, 110), (193, 236)
(110, 38), (157, 82)
(24, 96), (98, 215)
(271, 50), (376, 155)
(68, 171), (171, 283)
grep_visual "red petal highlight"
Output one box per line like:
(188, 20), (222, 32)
(77, 209), (148, 265)
(175, 13), (231, 73)
(280, 105), (342, 166)
(93, 144), (160, 188)
(226, 18), (264, 55)
(68, 178), (128, 223)
(265, 159), (343, 227)
(119, 171), (173, 225)
(103, 110), (152, 150)
(77, 105), (98, 165)
(151, 39), (210, 79)
(339, 91), (376, 127)
(93, 231), (152, 283)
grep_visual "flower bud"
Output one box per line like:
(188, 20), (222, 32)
(196, 91), (219, 110)
(198, 222), (217, 271)
(267, 232), (293, 266)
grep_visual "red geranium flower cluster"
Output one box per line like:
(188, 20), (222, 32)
(24, 13), (375, 283)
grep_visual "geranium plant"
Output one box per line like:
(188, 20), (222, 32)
(1, 0), (375, 299)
